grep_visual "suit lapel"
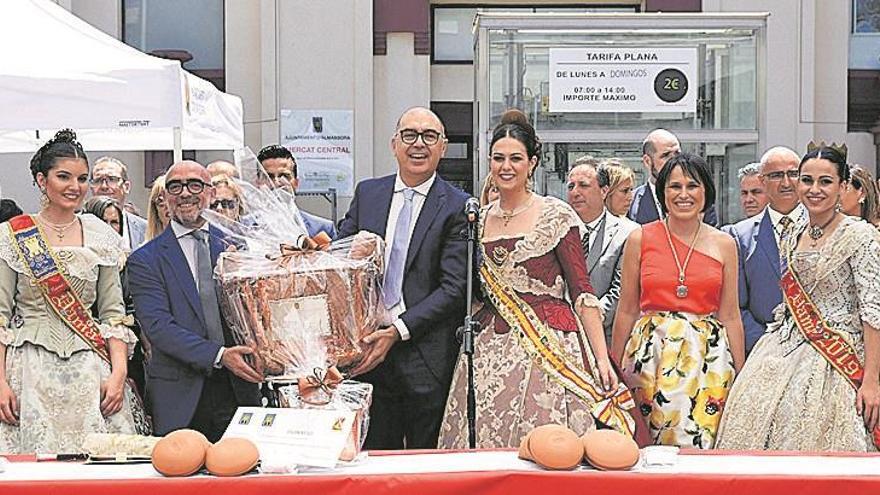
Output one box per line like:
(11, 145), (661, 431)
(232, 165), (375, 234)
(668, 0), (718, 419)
(755, 211), (781, 279)
(405, 179), (445, 272)
(637, 185), (659, 223)
(371, 176), (396, 235)
(158, 227), (205, 327)
(589, 215), (617, 273)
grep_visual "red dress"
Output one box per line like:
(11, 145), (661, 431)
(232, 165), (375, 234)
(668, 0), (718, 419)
(639, 221), (722, 315)
(620, 221), (735, 449)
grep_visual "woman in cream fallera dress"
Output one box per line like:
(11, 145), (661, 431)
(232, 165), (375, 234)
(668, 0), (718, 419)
(0, 215), (141, 453)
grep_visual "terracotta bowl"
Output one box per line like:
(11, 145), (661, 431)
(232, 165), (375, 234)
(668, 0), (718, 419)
(582, 429), (640, 470)
(205, 437), (260, 477)
(151, 429), (211, 477)
(525, 424), (583, 471)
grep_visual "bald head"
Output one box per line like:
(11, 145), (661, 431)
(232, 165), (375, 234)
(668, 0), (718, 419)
(760, 146), (800, 169)
(392, 106), (448, 187)
(165, 160), (214, 228)
(759, 146), (800, 214)
(642, 129), (680, 182)
(207, 160), (239, 179)
(395, 106), (445, 135)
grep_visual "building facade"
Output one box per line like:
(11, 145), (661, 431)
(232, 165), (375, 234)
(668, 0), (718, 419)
(2, 0), (876, 222)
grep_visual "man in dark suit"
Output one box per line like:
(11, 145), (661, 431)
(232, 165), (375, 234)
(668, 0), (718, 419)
(337, 107), (468, 449)
(721, 147), (804, 354)
(567, 158), (638, 340)
(128, 161), (261, 441)
(256, 144), (336, 239)
(628, 129), (718, 226)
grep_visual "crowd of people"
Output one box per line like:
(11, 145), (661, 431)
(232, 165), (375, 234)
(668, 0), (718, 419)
(0, 106), (879, 455)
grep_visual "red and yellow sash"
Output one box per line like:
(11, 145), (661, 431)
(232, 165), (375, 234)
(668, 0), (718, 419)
(480, 259), (637, 438)
(781, 262), (880, 447)
(8, 215), (111, 364)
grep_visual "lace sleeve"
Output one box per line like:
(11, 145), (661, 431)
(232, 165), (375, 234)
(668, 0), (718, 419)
(95, 264), (137, 357)
(849, 222), (880, 330)
(0, 239), (16, 346)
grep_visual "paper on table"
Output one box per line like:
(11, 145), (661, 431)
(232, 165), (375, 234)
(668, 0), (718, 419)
(224, 407), (356, 469)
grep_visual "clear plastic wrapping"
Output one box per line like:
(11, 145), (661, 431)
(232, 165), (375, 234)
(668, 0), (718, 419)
(265, 378), (373, 461)
(205, 148), (387, 378)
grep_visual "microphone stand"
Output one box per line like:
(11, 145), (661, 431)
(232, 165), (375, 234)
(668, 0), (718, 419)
(458, 212), (481, 449)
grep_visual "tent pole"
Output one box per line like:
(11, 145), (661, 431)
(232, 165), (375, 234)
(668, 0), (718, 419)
(173, 126), (183, 163)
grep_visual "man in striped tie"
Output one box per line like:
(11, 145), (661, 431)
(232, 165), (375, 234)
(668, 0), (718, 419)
(337, 107), (469, 450)
(567, 157), (638, 341)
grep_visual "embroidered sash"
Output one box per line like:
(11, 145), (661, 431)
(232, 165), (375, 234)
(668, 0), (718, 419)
(781, 259), (880, 447)
(480, 258), (637, 438)
(8, 215), (111, 363)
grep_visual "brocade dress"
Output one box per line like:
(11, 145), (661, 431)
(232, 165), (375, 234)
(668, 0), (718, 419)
(716, 217), (880, 451)
(620, 221), (736, 449)
(0, 214), (140, 454)
(438, 197), (640, 448)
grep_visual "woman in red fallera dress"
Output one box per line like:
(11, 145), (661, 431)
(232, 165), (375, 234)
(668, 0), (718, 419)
(438, 110), (645, 448)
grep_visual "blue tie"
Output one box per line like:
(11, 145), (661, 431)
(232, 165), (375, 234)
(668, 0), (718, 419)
(384, 188), (415, 308)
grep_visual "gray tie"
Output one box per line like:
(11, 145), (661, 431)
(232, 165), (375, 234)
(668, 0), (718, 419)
(383, 188), (415, 308)
(190, 229), (225, 346)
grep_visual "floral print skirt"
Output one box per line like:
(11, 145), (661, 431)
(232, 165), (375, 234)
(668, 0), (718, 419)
(620, 312), (735, 449)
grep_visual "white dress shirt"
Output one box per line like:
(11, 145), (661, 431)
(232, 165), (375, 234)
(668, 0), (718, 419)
(383, 173), (436, 341)
(170, 220), (225, 366)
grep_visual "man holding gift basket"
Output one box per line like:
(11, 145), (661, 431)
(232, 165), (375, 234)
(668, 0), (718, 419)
(128, 161), (261, 442)
(337, 107), (469, 450)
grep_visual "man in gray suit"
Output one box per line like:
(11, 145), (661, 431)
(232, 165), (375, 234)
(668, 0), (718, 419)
(567, 158), (639, 340)
(90, 156), (146, 250)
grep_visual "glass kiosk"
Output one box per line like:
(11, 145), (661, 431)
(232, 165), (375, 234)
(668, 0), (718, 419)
(473, 12), (768, 224)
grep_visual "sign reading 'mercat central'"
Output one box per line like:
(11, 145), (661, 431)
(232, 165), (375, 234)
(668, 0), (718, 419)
(548, 47), (698, 113)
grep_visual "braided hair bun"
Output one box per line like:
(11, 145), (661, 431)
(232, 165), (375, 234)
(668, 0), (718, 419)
(30, 129), (88, 182)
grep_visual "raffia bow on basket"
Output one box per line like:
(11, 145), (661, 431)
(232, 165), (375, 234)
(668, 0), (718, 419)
(270, 232), (333, 263)
(297, 366), (345, 405)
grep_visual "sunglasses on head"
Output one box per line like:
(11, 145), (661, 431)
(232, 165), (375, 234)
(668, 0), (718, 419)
(210, 198), (239, 210)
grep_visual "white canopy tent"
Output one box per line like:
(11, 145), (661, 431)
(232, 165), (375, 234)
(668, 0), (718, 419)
(0, 0), (243, 158)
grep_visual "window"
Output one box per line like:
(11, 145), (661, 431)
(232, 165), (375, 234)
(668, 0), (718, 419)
(432, 5), (638, 64)
(122, 0), (225, 90)
(854, 0), (880, 33)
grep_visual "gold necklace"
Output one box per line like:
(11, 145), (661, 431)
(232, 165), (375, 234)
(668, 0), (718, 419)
(38, 213), (78, 240)
(662, 219), (702, 299)
(807, 211), (837, 248)
(495, 194), (535, 227)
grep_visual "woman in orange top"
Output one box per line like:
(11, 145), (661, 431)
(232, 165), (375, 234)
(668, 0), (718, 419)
(611, 152), (745, 448)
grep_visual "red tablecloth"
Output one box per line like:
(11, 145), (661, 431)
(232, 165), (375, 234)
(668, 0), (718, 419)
(2, 449), (880, 495)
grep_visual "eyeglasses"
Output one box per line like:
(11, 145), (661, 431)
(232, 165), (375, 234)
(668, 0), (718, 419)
(762, 170), (799, 182)
(210, 199), (239, 210)
(166, 179), (210, 195)
(398, 129), (443, 146)
(90, 175), (124, 187)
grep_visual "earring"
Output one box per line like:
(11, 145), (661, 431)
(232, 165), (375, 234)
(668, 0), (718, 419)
(39, 189), (49, 208)
(859, 197), (866, 204)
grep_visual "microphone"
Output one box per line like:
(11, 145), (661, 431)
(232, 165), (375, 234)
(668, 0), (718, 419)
(464, 197), (480, 223)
